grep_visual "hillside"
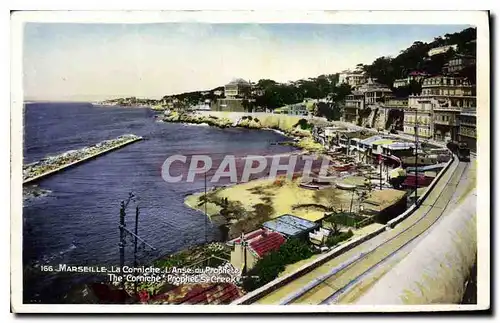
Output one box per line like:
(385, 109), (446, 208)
(103, 27), (476, 119)
(360, 27), (476, 89)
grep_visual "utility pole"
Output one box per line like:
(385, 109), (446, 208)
(134, 206), (139, 267)
(119, 201), (126, 291)
(204, 169), (208, 244)
(349, 189), (355, 214)
(379, 155), (383, 190)
(242, 233), (247, 276)
(118, 193), (156, 297)
(133, 205), (139, 296)
(414, 105), (419, 205)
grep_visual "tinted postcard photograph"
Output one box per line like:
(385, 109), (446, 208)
(10, 10), (490, 313)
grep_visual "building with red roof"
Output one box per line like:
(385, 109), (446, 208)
(228, 228), (286, 272)
(150, 283), (244, 305)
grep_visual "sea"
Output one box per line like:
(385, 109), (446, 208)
(22, 102), (296, 303)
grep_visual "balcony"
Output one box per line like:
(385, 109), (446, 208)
(422, 84), (473, 89)
(404, 105), (433, 112)
(419, 94), (475, 99)
(434, 119), (459, 126)
(459, 130), (476, 138)
(460, 120), (477, 127)
(404, 121), (431, 128)
(433, 105), (462, 112)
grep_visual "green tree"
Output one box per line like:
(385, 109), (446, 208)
(242, 99), (253, 112)
(242, 238), (313, 292)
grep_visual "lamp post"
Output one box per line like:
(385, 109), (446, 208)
(378, 154), (383, 190)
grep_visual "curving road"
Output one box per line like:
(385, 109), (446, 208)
(252, 157), (476, 305)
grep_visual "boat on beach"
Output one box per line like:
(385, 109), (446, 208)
(299, 182), (321, 190)
(315, 175), (338, 184)
(335, 182), (357, 190)
(332, 163), (355, 172)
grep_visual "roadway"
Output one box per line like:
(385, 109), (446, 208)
(252, 157), (475, 305)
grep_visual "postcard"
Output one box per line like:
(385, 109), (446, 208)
(10, 10), (490, 313)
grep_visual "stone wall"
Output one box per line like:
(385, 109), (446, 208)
(356, 190), (477, 305)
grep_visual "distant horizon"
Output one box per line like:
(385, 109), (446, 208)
(23, 23), (470, 101)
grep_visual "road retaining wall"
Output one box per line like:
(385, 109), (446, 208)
(355, 189), (477, 305)
(232, 152), (459, 305)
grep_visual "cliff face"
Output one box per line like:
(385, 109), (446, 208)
(358, 105), (384, 130)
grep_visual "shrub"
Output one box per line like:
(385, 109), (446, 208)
(294, 118), (313, 131)
(325, 230), (354, 248)
(242, 238), (313, 292)
(154, 253), (186, 268)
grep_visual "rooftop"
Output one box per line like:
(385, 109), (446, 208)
(262, 214), (320, 238)
(382, 142), (415, 150)
(340, 69), (365, 75)
(228, 228), (286, 258)
(364, 189), (407, 211)
(371, 139), (395, 146)
(359, 135), (384, 145)
(348, 90), (364, 96)
(151, 283), (243, 305)
(226, 78), (251, 86)
(357, 79), (392, 93)
(248, 231), (286, 258)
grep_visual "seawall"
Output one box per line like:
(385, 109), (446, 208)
(23, 136), (143, 185)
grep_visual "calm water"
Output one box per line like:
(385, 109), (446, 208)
(22, 102), (295, 303)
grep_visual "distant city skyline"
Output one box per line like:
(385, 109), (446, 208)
(23, 23), (470, 101)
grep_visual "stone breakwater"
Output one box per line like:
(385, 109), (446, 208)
(23, 134), (143, 185)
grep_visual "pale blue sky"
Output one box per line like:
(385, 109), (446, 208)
(23, 23), (470, 101)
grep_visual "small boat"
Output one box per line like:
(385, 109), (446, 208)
(335, 182), (357, 190)
(333, 163), (354, 172)
(299, 182), (321, 190)
(315, 175), (337, 184)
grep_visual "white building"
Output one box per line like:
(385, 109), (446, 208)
(427, 44), (458, 57)
(392, 71), (430, 88)
(275, 103), (308, 116)
(403, 96), (434, 139)
(393, 78), (409, 88)
(224, 78), (251, 98)
(337, 69), (367, 88)
(405, 76), (475, 142)
(356, 78), (393, 105)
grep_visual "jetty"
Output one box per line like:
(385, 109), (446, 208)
(23, 134), (143, 185)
